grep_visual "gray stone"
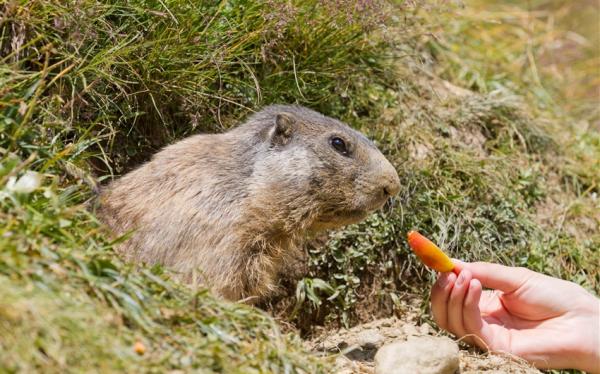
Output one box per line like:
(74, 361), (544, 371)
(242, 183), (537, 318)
(419, 323), (433, 335)
(375, 336), (459, 374)
(355, 328), (385, 348)
(401, 323), (419, 336)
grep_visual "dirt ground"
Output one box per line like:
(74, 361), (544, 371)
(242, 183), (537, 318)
(305, 300), (540, 374)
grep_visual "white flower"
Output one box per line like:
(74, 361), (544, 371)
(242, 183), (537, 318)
(6, 171), (43, 194)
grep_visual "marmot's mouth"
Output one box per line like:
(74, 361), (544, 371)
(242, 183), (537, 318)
(315, 209), (369, 228)
(357, 196), (389, 214)
(338, 209), (370, 220)
(314, 196), (390, 230)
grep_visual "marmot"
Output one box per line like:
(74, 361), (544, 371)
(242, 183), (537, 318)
(98, 105), (400, 301)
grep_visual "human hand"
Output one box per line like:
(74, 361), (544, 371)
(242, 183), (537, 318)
(430, 260), (600, 373)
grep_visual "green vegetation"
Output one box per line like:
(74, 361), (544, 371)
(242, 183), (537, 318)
(1, 0), (597, 372)
(294, 0), (599, 328)
(1, 0), (387, 371)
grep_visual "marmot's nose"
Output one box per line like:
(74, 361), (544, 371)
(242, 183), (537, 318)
(382, 176), (400, 197)
(379, 161), (401, 198)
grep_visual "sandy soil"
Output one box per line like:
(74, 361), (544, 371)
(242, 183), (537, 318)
(307, 314), (539, 373)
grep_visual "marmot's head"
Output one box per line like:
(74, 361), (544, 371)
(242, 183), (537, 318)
(241, 105), (400, 233)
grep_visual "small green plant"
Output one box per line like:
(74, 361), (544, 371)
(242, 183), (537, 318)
(289, 1), (599, 329)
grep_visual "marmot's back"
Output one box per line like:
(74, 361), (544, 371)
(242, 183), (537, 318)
(98, 105), (400, 301)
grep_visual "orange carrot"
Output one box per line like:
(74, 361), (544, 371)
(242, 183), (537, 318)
(407, 231), (456, 273)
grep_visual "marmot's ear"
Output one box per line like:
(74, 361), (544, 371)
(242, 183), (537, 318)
(268, 112), (295, 146)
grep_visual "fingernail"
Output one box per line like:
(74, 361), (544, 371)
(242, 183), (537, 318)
(456, 272), (465, 286)
(447, 273), (456, 285)
(438, 273), (449, 287)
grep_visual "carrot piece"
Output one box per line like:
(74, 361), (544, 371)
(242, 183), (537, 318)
(407, 231), (455, 273)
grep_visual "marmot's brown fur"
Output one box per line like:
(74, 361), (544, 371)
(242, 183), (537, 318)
(98, 105), (400, 301)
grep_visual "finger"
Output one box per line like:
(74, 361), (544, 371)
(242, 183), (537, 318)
(431, 272), (457, 330)
(462, 279), (493, 349)
(452, 260), (531, 294)
(447, 269), (472, 343)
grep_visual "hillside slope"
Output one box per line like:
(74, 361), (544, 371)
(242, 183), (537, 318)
(1, 0), (597, 372)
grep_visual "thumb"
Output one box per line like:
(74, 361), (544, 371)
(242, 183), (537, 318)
(452, 260), (532, 294)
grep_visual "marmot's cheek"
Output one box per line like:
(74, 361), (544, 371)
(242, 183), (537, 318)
(349, 196), (371, 213)
(366, 198), (388, 212)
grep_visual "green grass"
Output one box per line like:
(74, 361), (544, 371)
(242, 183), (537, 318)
(1, 0), (598, 372)
(290, 0), (599, 330)
(1, 0), (390, 371)
(0, 154), (328, 372)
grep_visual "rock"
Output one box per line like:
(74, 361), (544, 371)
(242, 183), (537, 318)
(335, 356), (375, 374)
(342, 328), (386, 361)
(355, 329), (385, 349)
(375, 336), (459, 374)
(385, 327), (402, 339)
(419, 323), (433, 335)
(401, 323), (419, 336)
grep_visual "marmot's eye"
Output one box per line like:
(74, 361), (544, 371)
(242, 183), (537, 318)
(330, 137), (349, 156)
